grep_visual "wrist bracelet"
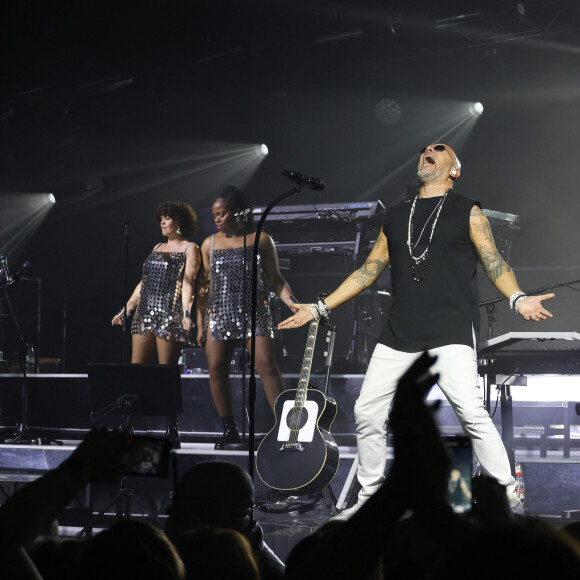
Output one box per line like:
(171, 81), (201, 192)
(310, 303), (320, 321)
(315, 298), (331, 318)
(183, 310), (192, 319)
(509, 291), (526, 310)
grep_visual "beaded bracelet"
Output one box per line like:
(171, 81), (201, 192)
(310, 303), (320, 321)
(183, 310), (192, 319)
(509, 291), (526, 311)
(315, 298), (331, 318)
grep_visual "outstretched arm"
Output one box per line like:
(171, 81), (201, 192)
(470, 205), (554, 321)
(0, 428), (128, 579)
(278, 227), (390, 328)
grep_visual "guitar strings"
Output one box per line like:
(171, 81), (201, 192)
(286, 320), (318, 448)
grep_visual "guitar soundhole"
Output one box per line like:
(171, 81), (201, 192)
(286, 407), (308, 430)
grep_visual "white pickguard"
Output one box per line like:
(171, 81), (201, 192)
(277, 399), (319, 443)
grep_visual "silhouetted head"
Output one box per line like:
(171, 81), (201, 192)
(166, 461), (254, 535)
(173, 527), (259, 580)
(77, 519), (185, 580)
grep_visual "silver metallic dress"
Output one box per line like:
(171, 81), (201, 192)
(131, 243), (192, 342)
(203, 235), (273, 342)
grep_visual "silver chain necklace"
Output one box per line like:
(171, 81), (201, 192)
(407, 191), (449, 281)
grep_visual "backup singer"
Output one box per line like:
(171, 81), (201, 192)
(197, 186), (297, 449)
(279, 143), (554, 517)
(112, 202), (201, 365)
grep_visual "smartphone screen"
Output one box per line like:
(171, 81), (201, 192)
(446, 435), (472, 514)
(114, 435), (171, 477)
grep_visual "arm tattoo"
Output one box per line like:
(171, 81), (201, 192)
(351, 257), (387, 288)
(471, 209), (513, 283)
(480, 248), (512, 283)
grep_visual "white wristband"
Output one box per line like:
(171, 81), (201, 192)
(509, 291), (526, 310)
(310, 303), (320, 321)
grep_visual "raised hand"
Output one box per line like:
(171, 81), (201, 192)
(277, 303), (313, 329)
(389, 352), (450, 507)
(517, 293), (555, 321)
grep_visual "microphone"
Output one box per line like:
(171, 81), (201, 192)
(282, 170), (326, 191)
(9, 261), (31, 285)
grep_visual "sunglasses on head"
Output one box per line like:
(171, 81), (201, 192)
(420, 145), (446, 154)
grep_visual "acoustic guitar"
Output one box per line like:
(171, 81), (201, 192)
(256, 319), (339, 494)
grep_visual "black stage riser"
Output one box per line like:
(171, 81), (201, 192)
(3, 447), (580, 526)
(2, 375), (580, 449)
(0, 374), (365, 438)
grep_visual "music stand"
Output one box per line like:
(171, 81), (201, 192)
(88, 362), (184, 428)
(80, 363), (184, 533)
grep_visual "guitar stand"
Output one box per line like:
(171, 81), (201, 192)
(77, 397), (164, 536)
(76, 475), (165, 537)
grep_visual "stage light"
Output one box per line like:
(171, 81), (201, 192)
(469, 102), (484, 116)
(47, 193), (56, 204)
(259, 144), (269, 156)
(375, 99), (402, 125)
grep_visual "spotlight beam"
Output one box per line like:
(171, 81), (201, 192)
(361, 105), (481, 199)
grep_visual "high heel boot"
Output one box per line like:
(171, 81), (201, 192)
(166, 415), (181, 449)
(215, 416), (241, 450)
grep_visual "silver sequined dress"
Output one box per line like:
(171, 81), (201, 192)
(203, 235), (273, 341)
(132, 243), (192, 342)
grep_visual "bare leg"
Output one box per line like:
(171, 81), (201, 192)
(247, 335), (285, 412)
(204, 328), (237, 418)
(131, 334), (157, 363)
(156, 338), (184, 365)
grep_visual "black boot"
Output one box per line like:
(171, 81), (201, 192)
(166, 415), (181, 449)
(215, 416), (241, 450)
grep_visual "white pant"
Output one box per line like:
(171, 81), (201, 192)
(354, 342), (516, 502)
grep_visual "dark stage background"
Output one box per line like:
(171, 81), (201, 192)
(1, 1), (579, 372)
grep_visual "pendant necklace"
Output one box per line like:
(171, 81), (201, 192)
(407, 191), (449, 282)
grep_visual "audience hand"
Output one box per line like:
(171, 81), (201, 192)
(389, 352), (451, 508)
(61, 426), (130, 483)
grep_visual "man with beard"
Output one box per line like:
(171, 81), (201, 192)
(278, 143), (554, 518)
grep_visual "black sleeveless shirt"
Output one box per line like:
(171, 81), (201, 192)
(378, 192), (481, 352)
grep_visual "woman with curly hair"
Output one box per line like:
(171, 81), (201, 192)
(112, 201), (201, 365)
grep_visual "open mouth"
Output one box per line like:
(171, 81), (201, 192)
(423, 154), (435, 166)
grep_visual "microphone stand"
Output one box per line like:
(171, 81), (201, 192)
(248, 183), (304, 481)
(2, 281), (34, 444)
(121, 221), (131, 362)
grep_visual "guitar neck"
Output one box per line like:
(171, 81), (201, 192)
(295, 320), (319, 407)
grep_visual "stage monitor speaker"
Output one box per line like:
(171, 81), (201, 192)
(87, 363), (184, 418)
